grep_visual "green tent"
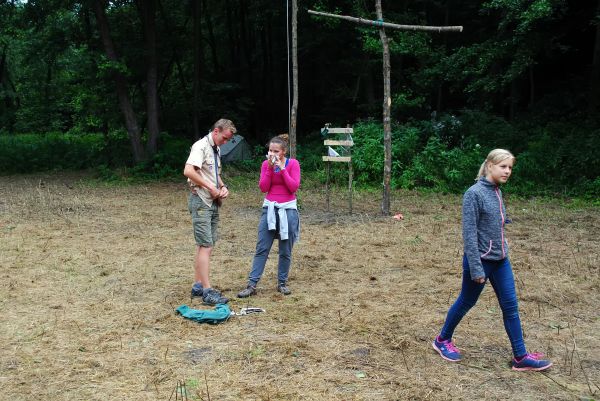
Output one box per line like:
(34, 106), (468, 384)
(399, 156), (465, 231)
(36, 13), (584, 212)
(220, 134), (253, 162)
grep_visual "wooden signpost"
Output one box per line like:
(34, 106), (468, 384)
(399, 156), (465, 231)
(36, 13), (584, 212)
(322, 126), (354, 213)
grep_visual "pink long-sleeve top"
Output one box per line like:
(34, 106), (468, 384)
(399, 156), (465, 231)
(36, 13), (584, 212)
(259, 158), (301, 203)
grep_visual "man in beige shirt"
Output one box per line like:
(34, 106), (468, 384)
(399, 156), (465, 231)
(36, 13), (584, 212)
(183, 118), (235, 305)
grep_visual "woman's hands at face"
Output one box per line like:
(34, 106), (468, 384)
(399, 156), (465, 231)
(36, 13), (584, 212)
(267, 144), (286, 169)
(275, 156), (286, 169)
(267, 152), (284, 169)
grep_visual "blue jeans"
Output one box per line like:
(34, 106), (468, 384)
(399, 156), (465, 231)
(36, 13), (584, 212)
(248, 208), (299, 286)
(440, 255), (527, 358)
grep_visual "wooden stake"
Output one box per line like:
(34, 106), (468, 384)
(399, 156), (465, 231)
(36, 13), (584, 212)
(348, 160), (353, 214)
(326, 161), (331, 213)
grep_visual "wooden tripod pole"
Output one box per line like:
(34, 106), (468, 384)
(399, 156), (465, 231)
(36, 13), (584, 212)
(309, 7), (462, 215)
(308, 10), (463, 33)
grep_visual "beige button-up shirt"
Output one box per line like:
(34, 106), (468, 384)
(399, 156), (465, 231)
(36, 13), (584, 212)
(186, 134), (221, 207)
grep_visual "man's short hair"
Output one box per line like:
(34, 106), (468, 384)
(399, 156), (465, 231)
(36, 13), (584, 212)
(213, 119), (237, 134)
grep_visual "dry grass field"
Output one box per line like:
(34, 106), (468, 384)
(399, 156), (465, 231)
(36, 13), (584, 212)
(0, 172), (598, 401)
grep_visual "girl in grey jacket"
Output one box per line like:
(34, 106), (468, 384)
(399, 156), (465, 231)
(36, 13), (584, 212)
(432, 149), (552, 371)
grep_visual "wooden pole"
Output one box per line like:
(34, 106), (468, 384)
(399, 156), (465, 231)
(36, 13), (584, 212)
(376, 0), (392, 216)
(348, 160), (353, 214)
(290, 0), (298, 158)
(308, 9), (463, 33)
(326, 161), (331, 213)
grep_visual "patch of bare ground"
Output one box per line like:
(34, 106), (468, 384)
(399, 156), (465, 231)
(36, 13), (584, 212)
(0, 172), (598, 400)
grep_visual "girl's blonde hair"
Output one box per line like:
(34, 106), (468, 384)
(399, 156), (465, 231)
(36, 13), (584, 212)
(476, 149), (515, 180)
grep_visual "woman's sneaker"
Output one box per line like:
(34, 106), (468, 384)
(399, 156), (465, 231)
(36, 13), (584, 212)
(511, 353), (552, 371)
(432, 336), (462, 362)
(277, 283), (291, 295)
(237, 285), (257, 298)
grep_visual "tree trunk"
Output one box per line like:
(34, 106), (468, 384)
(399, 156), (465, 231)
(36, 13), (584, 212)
(138, 0), (160, 157)
(225, 0), (238, 80)
(240, 0), (252, 76)
(509, 79), (517, 121)
(2, 45), (18, 110)
(590, 0), (600, 113)
(289, 0), (298, 159)
(203, 0), (220, 77)
(436, 2), (450, 113)
(260, 17), (269, 100)
(528, 66), (535, 108)
(0, 45), (5, 91)
(266, 14), (274, 141)
(0, 44), (16, 110)
(92, 0), (145, 162)
(376, 0), (392, 216)
(192, 0), (203, 138)
(363, 53), (376, 109)
(82, 5), (93, 45)
(157, 0), (191, 95)
(239, 0), (258, 131)
(45, 60), (52, 107)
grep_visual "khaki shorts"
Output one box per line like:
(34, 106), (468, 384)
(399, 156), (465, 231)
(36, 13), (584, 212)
(188, 194), (219, 247)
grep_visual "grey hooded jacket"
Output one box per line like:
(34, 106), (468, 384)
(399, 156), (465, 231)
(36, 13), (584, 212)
(462, 177), (509, 280)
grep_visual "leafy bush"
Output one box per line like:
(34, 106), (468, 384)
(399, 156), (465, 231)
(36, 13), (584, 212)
(508, 120), (600, 197)
(398, 136), (483, 192)
(457, 110), (518, 151)
(0, 132), (107, 173)
(1, 113), (597, 200)
(350, 120), (421, 187)
(342, 112), (597, 198)
(350, 119), (482, 192)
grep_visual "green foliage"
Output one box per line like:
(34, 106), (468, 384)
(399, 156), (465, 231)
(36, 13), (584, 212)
(509, 120), (600, 197)
(0, 0), (597, 201)
(388, 32), (432, 57)
(0, 130), (134, 175)
(94, 133), (192, 182)
(350, 121), (384, 184)
(399, 137), (483, 192)
(344, 113), (599, 198)
(392, 91), (426, 115)
(96, 55), (131, 77)
(348, 119), (481, 192)
(1, 116), (598, 199)
(297, 137), (327, 173)
(0, 133), (103, 173)
(309, 1), (343, 28)
(484, 0), (561, 35)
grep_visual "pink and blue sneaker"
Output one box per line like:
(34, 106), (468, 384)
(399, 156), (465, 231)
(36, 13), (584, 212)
(511, 353), (552, 371)
(432, 336), (462, 362)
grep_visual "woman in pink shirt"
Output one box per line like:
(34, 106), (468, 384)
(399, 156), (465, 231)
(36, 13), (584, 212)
(237, 135), (301, 298)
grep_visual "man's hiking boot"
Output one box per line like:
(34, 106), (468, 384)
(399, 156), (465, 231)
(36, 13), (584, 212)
(202, 288), (229, 305)
(190, 286), (204, 299)
(237, 285), (257, 298)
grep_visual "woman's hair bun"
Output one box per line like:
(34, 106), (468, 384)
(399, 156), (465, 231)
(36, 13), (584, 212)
(278, 133), (289, 144)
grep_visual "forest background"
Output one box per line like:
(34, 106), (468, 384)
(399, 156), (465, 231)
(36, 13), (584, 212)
(0, 0), (599, 200)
